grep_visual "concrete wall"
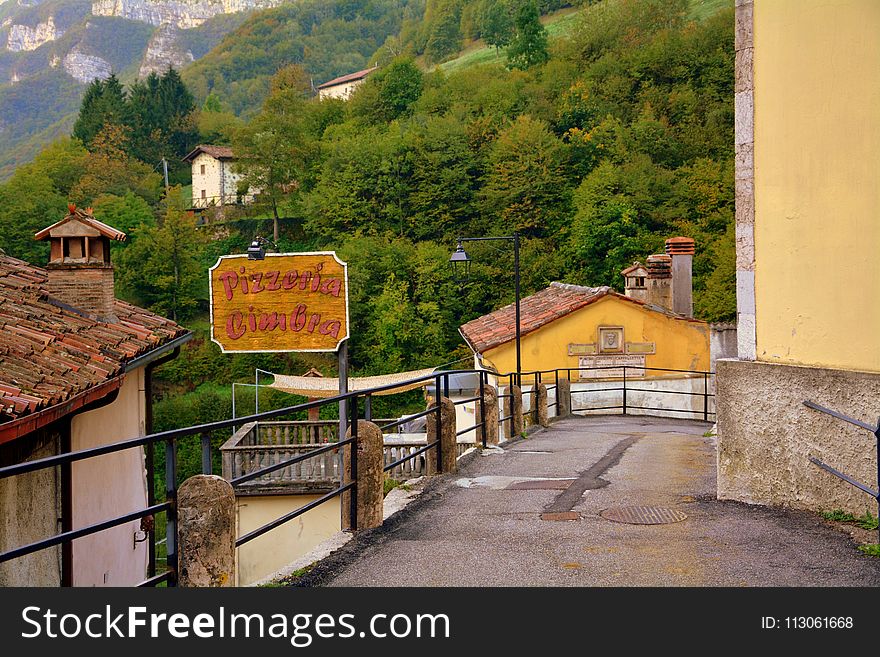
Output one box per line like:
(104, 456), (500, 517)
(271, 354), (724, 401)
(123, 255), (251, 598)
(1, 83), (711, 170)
(710, 324), (737, 372)
(235, 494), (340, 586)
(752, 0), (880, 373)
(481, 294), (710, 378)
(717, 359), (880, 515)
(0, 422), (63, 586)
(570, 375), (714, 422)
(70, 369), (148, 586)
(318, 79), (365, 100)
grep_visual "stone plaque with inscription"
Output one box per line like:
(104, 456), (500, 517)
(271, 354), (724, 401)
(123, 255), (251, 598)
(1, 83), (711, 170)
(578, 354), (646, 379)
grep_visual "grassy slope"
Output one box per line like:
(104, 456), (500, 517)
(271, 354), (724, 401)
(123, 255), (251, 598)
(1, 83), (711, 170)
(438, 0), (731, 73)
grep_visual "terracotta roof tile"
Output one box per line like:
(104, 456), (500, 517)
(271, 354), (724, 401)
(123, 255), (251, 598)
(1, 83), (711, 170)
(0, 254), (188, 425)
(316, 66), (378, 89)
(182, 144), (235, 162)
(459, 281), (703, 354)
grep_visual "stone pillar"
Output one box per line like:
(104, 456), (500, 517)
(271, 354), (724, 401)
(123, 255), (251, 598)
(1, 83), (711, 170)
(509, 384), (524, 439)
(177, 475), (235, 587)
(536, 384), (550, 428)
(476, 385), (499, 446)
(341, 420), (384, 532)
(735, 0), (756, 360)
(426, 396), (457, 474)
(558, 377), (571, 416)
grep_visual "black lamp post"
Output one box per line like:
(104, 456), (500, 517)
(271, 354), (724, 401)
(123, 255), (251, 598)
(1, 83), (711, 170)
(247, 236), (277, 260)
(450, 234), (521, 385)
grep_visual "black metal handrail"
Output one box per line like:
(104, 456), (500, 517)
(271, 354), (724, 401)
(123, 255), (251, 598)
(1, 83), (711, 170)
(0, 363), (714, 586)
(804, 400), (880, 541)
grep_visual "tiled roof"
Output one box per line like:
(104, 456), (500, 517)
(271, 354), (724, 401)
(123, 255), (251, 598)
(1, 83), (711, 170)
(316, 66), (378, 89)
(34, 206), (126, 242)
(0, 254), (187, 424)
(460, 283), (611, 354)
(459, 281), (702, 354)
(183, 144), (235, 162)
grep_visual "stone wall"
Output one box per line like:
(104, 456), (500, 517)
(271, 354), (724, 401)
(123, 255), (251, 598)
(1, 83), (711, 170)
(717, 359), (880, 515)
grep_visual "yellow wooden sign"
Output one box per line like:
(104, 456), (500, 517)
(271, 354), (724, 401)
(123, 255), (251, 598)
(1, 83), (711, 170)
(209, 252), (349, 353)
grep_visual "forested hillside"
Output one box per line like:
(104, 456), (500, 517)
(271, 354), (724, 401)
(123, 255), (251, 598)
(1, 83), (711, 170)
(0, 0), (734, 434)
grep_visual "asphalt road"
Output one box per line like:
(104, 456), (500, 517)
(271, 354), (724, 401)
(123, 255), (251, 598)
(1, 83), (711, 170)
(297, 415), (880, 587)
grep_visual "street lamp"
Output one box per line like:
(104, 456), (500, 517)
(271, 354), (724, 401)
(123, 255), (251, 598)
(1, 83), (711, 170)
(450, 234), (521, 385)
(247, 236), (277, 260)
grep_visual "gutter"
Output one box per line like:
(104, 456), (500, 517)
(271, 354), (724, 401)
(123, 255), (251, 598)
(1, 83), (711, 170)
(0, 377), (124, 446)
(0, 331), (193, 446)
(125, 332), (193, 373)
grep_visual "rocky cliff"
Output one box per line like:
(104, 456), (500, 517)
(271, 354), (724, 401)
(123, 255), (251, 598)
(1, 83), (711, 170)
(6, 16), (61, 51)
(91, 0), (279, 29)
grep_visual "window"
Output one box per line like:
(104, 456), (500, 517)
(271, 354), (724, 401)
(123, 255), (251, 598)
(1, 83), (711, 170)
(200, 164), (206, 175)
(635, 276), (645, 287)
(201, 189), (206, 198)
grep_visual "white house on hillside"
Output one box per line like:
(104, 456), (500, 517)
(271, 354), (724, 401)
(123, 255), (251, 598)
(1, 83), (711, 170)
(316, 66), (378, 100)
(183, 144), (254, 209)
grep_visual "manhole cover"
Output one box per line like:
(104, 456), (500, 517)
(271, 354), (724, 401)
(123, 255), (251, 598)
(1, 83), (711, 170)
(600, 506), (687, 525)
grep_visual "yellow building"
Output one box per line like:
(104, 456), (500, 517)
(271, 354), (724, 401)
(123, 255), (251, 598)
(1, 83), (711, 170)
(717, 0), (880, 515)
(460, 283), (710, 381)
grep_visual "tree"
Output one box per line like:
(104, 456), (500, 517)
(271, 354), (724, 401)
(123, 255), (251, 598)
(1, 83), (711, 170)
(424, 5), (462, 63)
(506, 1), (549, 70)
(72, 75), (128, 149)
(116, 188), (207, 321)
(69, 124), (163, 207)
(374, 57), (424, 121)
(127, 68), (199, 175)
(233, 65), (316, 241)
(480, 115), (569, 236)
(481, 0), (515, 50)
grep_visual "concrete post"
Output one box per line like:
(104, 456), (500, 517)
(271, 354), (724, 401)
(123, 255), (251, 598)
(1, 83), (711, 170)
(536, 384), (550, 427)
(477, 385), (499, 446)
(558, 377), (571, 417)
(177, 475), (235, 587)
(427, 397), (457, 474)
(341, 420), (384, 532)
(509, 384), (524, 439)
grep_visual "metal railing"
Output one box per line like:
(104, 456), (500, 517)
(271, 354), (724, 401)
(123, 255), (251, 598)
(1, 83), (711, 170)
(804, 400), (880, 541)
(567, 365), (715, 422)
(0, 364), (712, 586)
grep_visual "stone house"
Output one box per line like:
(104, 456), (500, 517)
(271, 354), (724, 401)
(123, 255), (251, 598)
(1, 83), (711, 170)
(183, 144), (253, 209)
(0, 206), (190, 586)
(316, 66), (378, 100)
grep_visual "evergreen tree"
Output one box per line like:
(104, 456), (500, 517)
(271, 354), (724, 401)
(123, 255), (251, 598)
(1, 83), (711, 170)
(506, 0), (549, 70)
(72, 74), (128, 148)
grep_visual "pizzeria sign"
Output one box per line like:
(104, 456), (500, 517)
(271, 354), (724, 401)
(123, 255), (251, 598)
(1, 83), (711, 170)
(209, 252), (349, 353)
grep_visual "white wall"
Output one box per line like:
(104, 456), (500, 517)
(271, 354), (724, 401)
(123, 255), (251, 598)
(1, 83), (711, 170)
(569, 374), (714, 421)
(70, 369), (149, 586)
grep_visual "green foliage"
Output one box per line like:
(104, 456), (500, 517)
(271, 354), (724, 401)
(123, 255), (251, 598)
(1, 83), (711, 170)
(72, 75), (128, 148)
(823, 510), (880, 531)
(506, 1), (549, 70)
(374, 57), (425, 121)
(182, 0), (419, 116)
(424, 1), (463, 63)
(116, 188), (208, 321)
(481, 0), (516, 49)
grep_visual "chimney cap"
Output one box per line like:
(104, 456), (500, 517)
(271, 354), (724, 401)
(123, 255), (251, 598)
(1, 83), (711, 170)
(665, 236), (695, 255)
(34, 206), (127, 242)
(646, 253), (672, 278)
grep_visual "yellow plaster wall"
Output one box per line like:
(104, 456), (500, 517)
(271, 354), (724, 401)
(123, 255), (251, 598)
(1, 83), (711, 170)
(481, 295), (710, 378)
(753, 0), (880, 372)
(235, 495), (340, 586)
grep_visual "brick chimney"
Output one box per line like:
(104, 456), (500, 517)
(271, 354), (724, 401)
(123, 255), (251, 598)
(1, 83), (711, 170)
(645, 254), (673, 310)
(34, 204), (126, 321)
(665, 236), (695, 317)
